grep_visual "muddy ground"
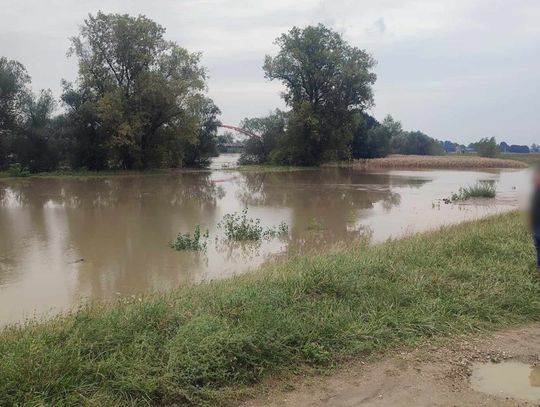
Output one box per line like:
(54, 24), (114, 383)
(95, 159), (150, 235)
(242, 325), (540, 407)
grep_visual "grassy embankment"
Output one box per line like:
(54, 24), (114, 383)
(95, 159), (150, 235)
(1, 211), (539, 405)
(357, 154), (528, 169)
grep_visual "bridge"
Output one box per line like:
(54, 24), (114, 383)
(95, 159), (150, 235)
(218, 124), (260, 139)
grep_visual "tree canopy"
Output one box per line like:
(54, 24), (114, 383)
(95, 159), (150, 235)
(67, 12), (218, 169)
(1, 18), (492, 173)
(0, 12), (220, 172)
(263, 24), (377, 165)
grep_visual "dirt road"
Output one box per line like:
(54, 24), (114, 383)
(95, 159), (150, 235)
(242, 325), (540, 406)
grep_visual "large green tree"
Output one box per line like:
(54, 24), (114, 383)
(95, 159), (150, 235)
(14, 90), (59, 172)
(473, 137), (499, 158)
(0, 57), (30, 168)
(392, 129), (444, 156)
(238, 110), (287, 165)
(67, 11), (218, 169)
(263, 24), (376, 165)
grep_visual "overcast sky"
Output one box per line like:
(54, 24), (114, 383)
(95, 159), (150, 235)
(1, 0), (539, 144)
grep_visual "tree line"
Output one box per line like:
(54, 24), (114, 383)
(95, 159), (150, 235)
(0, 12), (220, 173)
(238, 25), (444, 166)
(2, 13), (521, 173)
(441, 138), (536, 157)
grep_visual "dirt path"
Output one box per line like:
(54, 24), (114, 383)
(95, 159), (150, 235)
(242, 325), (540, 407)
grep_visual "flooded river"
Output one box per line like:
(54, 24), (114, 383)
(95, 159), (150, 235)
(0, 160), (530, 325)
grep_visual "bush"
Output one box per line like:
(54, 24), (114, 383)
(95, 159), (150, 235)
(218, 208), (288, 241)
(6, 163), (30, 177)
(450, 181), (496, 201)
(170, 225), (209, 251)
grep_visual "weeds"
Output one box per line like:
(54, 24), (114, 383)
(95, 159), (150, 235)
(218, 208), (288, 241)
(450, 181), (496, 201)
(307, 217), (325, 231)
(6, 164), (30, 177)
(170, 225), (209, 251)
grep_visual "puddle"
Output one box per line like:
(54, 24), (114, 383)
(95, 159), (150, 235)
(470, 361), (540, 402)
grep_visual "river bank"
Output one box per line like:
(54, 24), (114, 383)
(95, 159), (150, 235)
(0, 211), (539, 406)
(0, 153), (533, 179)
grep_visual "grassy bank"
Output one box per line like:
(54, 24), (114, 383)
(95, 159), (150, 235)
(501, 153), (540, 166)
(357, 154), (528, 169)
(1, 212), (539, 405)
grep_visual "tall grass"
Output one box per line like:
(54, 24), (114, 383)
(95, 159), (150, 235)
(451, 181), (497, 201)
(0, 212), (538, 406)
(357, 154), (528, 169)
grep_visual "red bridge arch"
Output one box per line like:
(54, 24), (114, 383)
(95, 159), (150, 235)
(218, 124), (260, 139)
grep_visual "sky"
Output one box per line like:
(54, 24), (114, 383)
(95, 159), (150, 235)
(0, 0), (539, 145)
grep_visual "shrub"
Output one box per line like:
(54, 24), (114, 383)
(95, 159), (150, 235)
(307, 217), (325, 231)
(218, 208), (288, 241)
(450, 181), (496, 201)
(170, 225), (209, 251)
(6, 163), (30, 177)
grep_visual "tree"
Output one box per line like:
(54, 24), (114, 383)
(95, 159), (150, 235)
(183, 97), (221, 167)
(13, 90), (59, 172)
(60, 81), (109, 170)
(0, 57), (30, 168)
(67, 12), (216, 169)
(263, 24), (376, 165)
(216, 132), (236, 153)
(351, 113), (379, 159)
(392, 130), (443, 155)
(474, 137), (499, 158)
(352, 115), (399, 159)
(238, 110), (287, 165)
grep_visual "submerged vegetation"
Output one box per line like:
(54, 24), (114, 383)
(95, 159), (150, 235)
(171, 225), (209, 251)
(0, 212), (539, 405)
(307, 217), (326, 231)
(450, 182), (497, 201)
(170, 210), (288, 252)
(218, 208), (288, 241)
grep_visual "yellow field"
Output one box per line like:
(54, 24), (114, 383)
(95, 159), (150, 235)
(356, 155), (528, 169)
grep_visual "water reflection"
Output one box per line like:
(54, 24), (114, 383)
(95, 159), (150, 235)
(0, 167), (526, 325)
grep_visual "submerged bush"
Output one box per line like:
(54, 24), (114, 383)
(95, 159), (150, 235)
(218, 208), (288, 241)
(451, 181), (496, 201)
(170, 225), (209, 251)
(307, 217), (325, 231)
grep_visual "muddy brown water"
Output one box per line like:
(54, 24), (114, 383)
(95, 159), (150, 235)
(471, 361), (540, 402)
(0, 159), (530, 325)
